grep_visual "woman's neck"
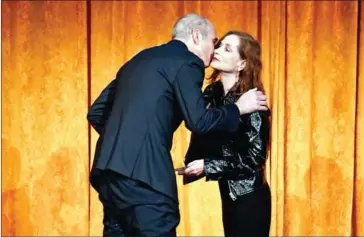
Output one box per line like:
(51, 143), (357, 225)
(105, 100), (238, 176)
(220, 72), (237, 95)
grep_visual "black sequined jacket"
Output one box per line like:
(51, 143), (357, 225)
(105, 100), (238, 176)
(183, 81), (270, 201)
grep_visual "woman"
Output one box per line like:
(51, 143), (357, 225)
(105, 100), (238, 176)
(180, 31), (271, 237)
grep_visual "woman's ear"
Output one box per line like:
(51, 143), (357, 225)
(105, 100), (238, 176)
(237, 59), (246, 72)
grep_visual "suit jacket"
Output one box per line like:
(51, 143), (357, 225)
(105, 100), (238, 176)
(87, 40), (240, 203)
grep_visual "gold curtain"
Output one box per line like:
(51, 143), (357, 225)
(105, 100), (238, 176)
(2, 0), (363, 236)
(2, 1), (89, 236)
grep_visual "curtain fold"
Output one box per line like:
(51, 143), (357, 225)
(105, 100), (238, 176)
(353, 1), (364, 236)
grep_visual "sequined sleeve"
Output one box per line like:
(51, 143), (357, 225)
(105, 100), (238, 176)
(204, 111), (270, 180)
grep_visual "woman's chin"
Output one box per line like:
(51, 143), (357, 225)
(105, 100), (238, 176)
(210, 61), (220, 70)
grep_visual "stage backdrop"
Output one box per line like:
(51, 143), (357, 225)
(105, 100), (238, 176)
(2, 0), (364, 236)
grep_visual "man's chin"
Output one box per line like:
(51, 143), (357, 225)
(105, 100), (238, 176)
(202, 59), (210, 68)
(206, 59), (213, 68)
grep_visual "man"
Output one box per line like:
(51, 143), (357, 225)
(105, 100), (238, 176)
(87, 13), (267, 236)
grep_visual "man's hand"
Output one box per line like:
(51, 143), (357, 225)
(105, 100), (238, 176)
(178, 159), (204, 176)
(235, 88), (268, 115)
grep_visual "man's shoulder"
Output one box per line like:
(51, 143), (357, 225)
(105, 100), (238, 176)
(126, 41), (204, 72)
(155, 41), (204, 66)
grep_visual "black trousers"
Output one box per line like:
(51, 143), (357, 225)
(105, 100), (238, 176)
(221, 183), (271, 237)
(97, 170), (180, 237)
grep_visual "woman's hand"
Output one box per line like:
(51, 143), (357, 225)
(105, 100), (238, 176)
(178, 159), (204, 176)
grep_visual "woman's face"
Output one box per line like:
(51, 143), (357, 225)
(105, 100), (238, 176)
(210, 34), (245, 73)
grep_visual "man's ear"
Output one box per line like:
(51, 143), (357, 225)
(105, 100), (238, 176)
(237, 59), (246, 72)
(192, 28), (200, 45)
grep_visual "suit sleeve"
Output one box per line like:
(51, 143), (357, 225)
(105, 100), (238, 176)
(173, 60), (240, 134)
(87, 79), (116, 134)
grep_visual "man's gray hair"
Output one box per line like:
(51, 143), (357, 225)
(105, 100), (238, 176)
(172, 13), (212, 40)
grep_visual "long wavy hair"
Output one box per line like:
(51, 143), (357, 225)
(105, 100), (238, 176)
(208, 31), (265, 96)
